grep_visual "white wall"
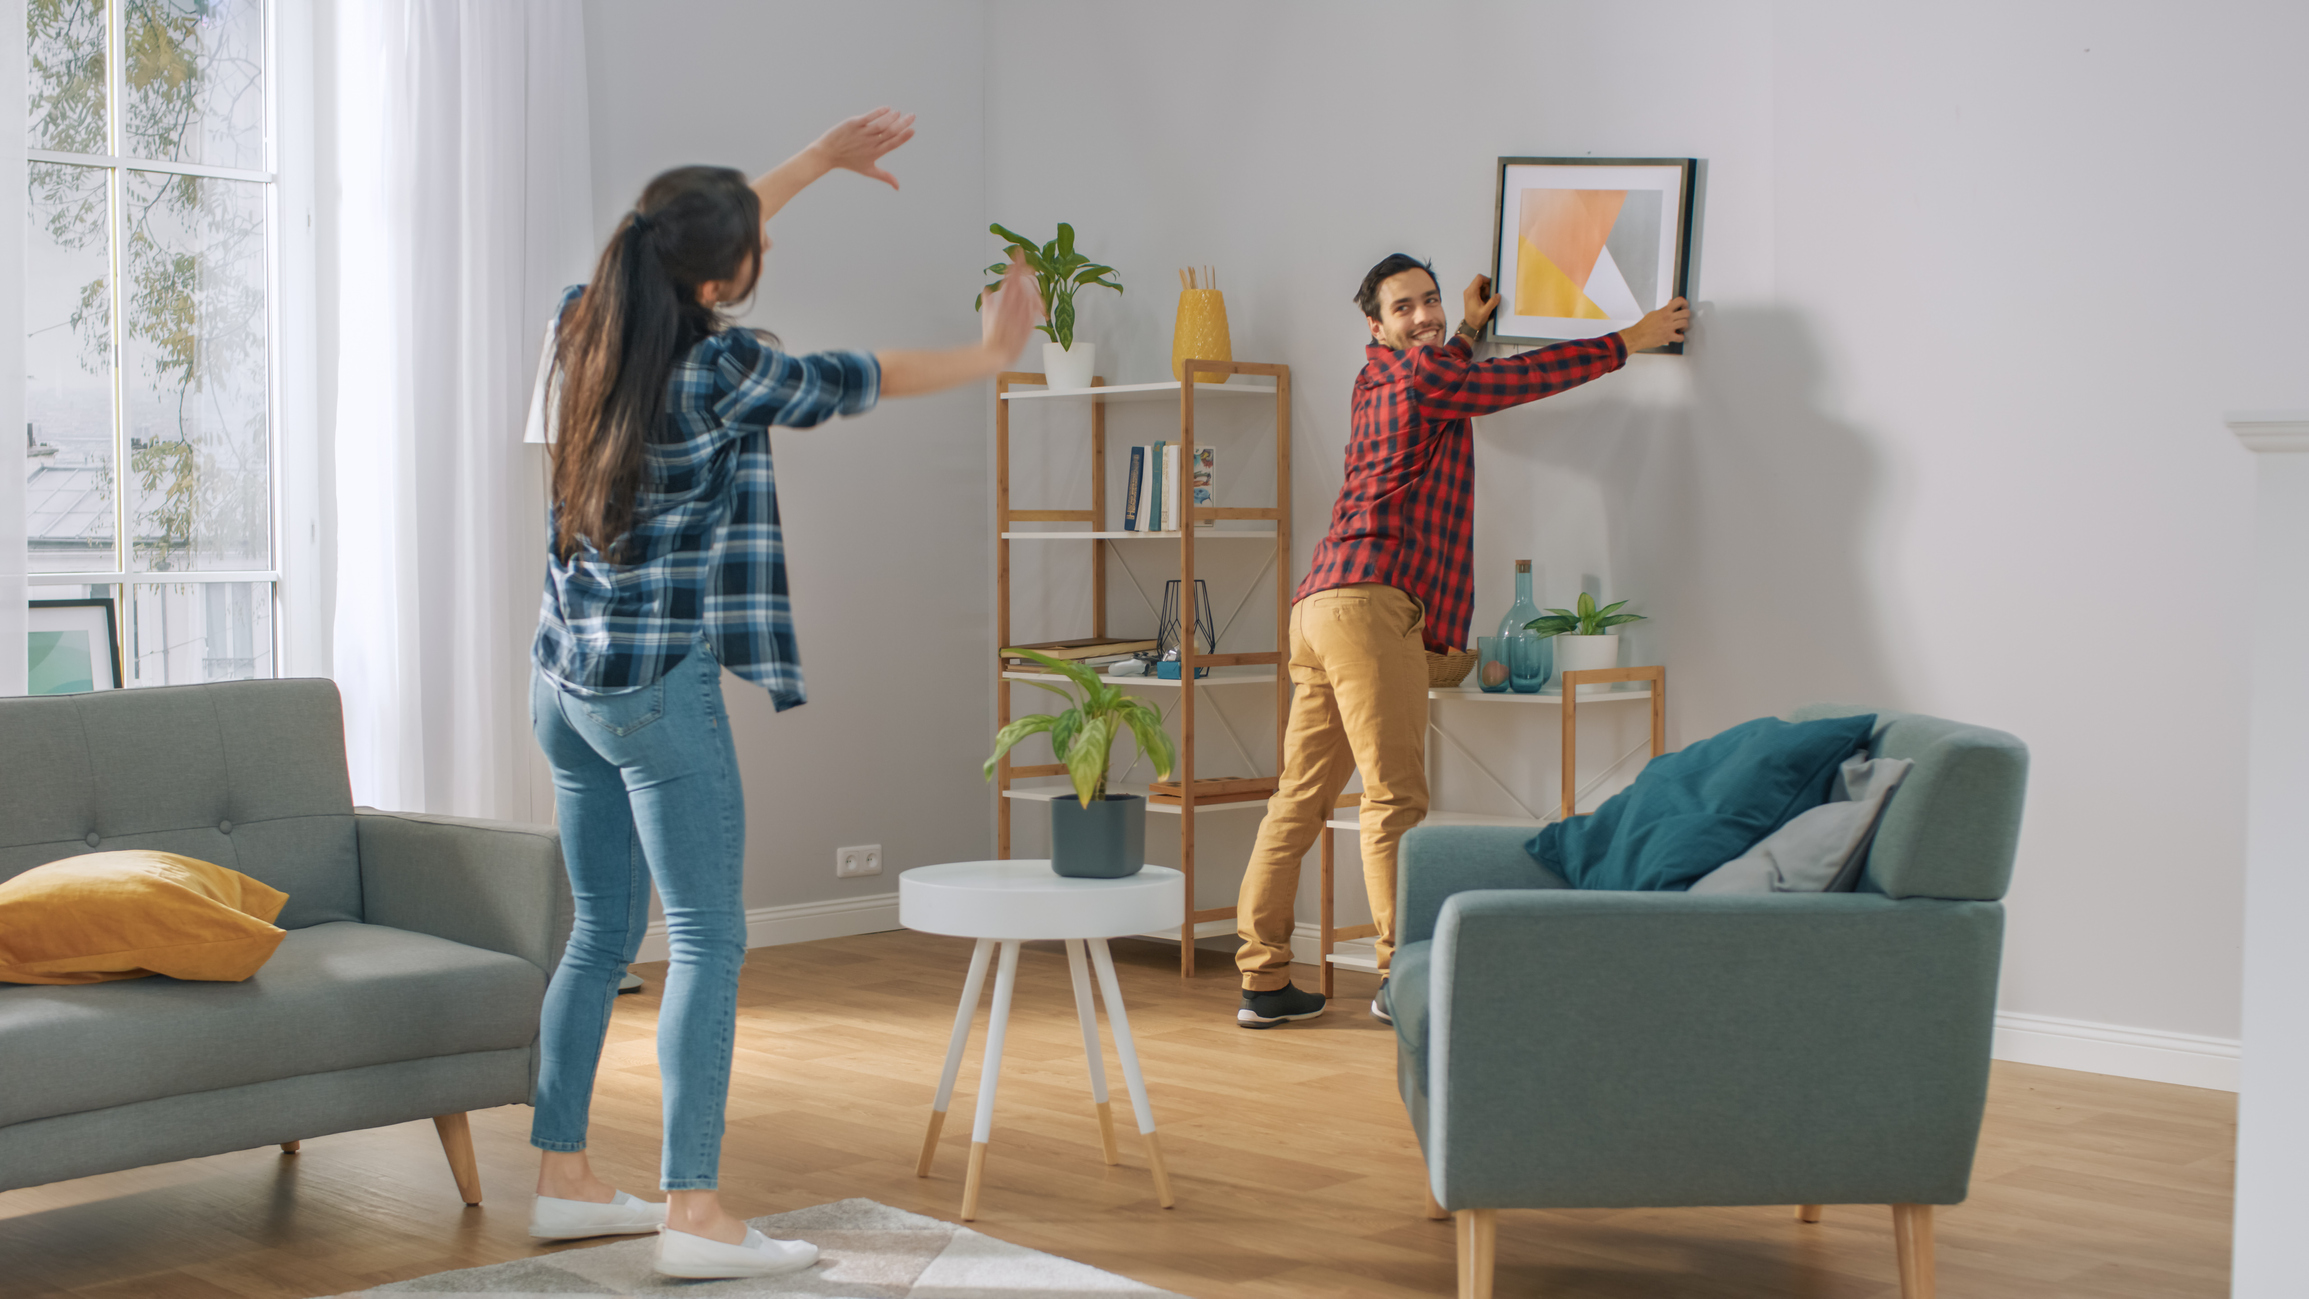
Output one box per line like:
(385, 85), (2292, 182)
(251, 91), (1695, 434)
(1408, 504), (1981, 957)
(1767, 1), (2302, 1079)
(582, 0), (994, 921)
(563, 1), (2301, 1076)
(975, 0), (2305, 1074)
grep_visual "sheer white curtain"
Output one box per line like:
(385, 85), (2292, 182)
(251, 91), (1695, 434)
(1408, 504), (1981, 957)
(2, 19), (23, 699)
(329, 0), (595, 815)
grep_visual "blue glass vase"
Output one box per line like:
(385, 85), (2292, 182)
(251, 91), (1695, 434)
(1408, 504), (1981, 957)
(1498, 560), (1553, 692)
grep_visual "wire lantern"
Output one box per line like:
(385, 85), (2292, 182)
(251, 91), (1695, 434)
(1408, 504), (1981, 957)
(1156, 579), (1215, 678)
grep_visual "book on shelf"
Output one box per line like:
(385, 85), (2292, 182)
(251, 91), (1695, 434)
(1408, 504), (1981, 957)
(1163, 443), (1182, 530)
(1145, 776), (1280, 806)
(1117, 443), (1215, 532)
(1122, 445), (1145, 531)
(1146, 439), (1165, 531)
(1000, 637), (1158, 667)
(1121, 443), (1216, 531)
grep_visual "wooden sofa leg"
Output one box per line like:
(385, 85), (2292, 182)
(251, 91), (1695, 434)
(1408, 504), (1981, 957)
(1425, 1181), (1450, 1221)
(433, 1113), (482, 1206)
(1455, 1208), (1495, 1299)
(1795, 1203), (1822, 1223)
(280, 1141), (300, 1154)
(1892, 1204), (1935, 1299)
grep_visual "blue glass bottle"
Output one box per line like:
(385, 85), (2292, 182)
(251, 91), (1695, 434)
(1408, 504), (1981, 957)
(1499, 559), (1552, 692)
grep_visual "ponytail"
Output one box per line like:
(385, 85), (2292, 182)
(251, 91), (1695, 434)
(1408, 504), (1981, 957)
(550, 166), (762, 561)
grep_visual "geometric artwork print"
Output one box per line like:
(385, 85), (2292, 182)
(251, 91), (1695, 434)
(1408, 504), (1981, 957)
(1517, 187), (1663, 321)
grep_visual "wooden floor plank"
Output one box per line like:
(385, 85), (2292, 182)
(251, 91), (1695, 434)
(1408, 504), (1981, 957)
(0, 928), (2236, 1298)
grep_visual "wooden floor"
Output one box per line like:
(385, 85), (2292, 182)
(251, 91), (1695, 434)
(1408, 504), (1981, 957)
(1, 930), (2235, 1298)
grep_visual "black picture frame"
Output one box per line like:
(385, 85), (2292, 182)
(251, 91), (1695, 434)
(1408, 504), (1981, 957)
(1487, 156), (1698, 354)
(29, 597), (124, 692)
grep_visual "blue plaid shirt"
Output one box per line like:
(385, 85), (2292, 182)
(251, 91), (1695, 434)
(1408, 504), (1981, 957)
(533, 286), (880, 709)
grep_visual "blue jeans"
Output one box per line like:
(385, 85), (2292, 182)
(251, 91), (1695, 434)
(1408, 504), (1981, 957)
(529, 638), (745, 1190)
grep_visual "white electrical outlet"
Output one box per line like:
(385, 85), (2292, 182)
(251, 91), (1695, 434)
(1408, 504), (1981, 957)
(836, 844), (883, 878)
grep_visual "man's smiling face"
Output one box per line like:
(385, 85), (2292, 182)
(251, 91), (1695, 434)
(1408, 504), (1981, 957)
(1366, 267), (1448, 351)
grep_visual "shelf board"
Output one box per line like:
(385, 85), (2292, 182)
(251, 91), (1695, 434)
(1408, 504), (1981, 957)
(1324, 937), (1381, 972)
(1002, 379), (1278, 403)
(1004, 666), (1278, 689)
(1003, 781), (1270, 816)
(1001, 528), (1278, 541)
(1429, 685), (1653, 704)
(1132, 919), (1237, 943)
(1324, 808), (1548, 832)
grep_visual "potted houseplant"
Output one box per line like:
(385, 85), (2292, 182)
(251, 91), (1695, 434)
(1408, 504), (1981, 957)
(1526, 592), (1647, 696)
(984, 649), (1175, 878)
(980, 222), (1122, 392)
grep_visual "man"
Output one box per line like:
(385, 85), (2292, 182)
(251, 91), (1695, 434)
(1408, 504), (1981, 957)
(1233, 253), (1689, 1028)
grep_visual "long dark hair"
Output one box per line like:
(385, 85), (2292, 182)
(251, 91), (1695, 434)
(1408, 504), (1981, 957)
(550, 165), (762, 561)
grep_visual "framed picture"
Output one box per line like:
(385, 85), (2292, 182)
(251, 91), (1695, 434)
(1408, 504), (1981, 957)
(29, 598), (123, 694)
(1489, 157), (1697, 353)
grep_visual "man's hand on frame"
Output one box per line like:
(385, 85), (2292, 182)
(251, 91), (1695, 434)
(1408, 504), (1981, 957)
(1461, 273), (1502, 337)
(1619, 297), (1692, 353)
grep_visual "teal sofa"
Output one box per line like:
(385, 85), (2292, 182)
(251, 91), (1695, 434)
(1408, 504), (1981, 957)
(1391, 705), (2027, 1299)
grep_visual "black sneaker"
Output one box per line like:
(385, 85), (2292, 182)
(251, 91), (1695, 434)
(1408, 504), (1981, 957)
(1370, 978), (1393, 1025)
(1238, 982), (1326, 1029)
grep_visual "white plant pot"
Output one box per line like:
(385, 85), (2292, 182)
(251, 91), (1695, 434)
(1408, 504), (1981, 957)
(1554, 634), (1620, 696)
(1043, 341), (1095, 392)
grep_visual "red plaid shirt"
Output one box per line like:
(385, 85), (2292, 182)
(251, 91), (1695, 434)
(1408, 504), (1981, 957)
(1298, 333), (1628, 652)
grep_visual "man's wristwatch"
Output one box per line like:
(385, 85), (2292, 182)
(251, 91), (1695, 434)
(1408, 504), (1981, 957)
(1456, 320), (1484, 343)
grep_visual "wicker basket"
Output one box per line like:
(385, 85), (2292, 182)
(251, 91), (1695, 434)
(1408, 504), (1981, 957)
(1426, 648), (1476, 688)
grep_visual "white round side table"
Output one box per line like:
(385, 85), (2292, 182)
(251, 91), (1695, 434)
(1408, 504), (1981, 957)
(899, 860), (1183, 1220)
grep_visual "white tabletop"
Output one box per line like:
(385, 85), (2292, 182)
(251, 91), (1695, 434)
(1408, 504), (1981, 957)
(899, 861), (1185, 940)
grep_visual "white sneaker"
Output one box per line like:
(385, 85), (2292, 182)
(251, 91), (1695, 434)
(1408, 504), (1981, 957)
(527, 1190), (668, 1240)
(654, 1225), (820, 1279)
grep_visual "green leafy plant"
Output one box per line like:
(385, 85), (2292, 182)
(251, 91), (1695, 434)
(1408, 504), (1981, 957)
(984, 650), (1174, 806)
(979, 222), (1121, 351)
(1525, 592), (1647, 638)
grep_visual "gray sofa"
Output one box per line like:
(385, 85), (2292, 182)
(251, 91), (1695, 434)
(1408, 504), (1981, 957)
(0, 678), (571, 1203)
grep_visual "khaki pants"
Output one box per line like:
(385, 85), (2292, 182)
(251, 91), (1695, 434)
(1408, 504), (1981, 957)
(1235, 584), (1429, 991)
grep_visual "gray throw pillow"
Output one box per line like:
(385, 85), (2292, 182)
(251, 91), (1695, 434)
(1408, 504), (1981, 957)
(1687, 753), (1913, 894)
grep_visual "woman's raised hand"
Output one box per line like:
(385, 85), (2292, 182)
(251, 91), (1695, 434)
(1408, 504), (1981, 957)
(806, 107), (917, 190)
(878, 253), (1045, 396)
(980, 251), (1043, 360)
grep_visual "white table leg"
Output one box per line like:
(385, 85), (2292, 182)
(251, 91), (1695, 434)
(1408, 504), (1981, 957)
(1066, 939), (1120, 1165)
(1088, 938), (1175, 1208)
(961, 939), (1021, 1220)
(918, 937), (994, 1178)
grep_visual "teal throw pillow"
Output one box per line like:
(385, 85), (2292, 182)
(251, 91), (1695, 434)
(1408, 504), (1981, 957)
(1527, 713), (1878, 891)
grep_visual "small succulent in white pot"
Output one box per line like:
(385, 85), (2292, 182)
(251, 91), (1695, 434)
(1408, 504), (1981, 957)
(1527, 593), (1645, 693)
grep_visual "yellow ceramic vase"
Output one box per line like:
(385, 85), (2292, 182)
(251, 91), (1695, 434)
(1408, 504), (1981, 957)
(1171, 289), (1232, 384)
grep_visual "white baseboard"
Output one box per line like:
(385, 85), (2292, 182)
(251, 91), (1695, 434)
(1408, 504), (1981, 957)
(1289, 924), (2240, 1092)
(1992, 1011), (2239, 1092)
(633, 891), (900, 963)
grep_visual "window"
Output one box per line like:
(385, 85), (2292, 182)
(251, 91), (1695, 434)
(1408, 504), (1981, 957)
(24, 0), (277, 684)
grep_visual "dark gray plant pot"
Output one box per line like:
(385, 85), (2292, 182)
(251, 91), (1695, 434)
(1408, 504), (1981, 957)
(1049, 794), (1147, 879)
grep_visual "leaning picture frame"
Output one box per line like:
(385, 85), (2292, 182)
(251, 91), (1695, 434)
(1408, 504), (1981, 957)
(28, 597), (123, 694)
(1489, 157), (1697, 353)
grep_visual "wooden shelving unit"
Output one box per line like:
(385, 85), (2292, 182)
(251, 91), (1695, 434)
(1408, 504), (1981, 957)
(994, 360), (1292, 976)
(1314, 664), (1667, 995)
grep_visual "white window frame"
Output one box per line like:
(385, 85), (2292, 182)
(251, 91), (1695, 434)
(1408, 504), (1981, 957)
(20, 0), (321, 680)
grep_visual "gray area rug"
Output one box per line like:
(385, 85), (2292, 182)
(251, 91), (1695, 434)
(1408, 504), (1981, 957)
(325, 1197), (1184, 1297)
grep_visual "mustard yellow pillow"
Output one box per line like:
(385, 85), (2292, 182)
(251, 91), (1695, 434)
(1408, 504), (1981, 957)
(0, 851), (289, 985)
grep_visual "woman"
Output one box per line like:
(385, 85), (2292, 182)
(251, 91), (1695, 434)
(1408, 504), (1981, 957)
(524, 108), (1038, 1280)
